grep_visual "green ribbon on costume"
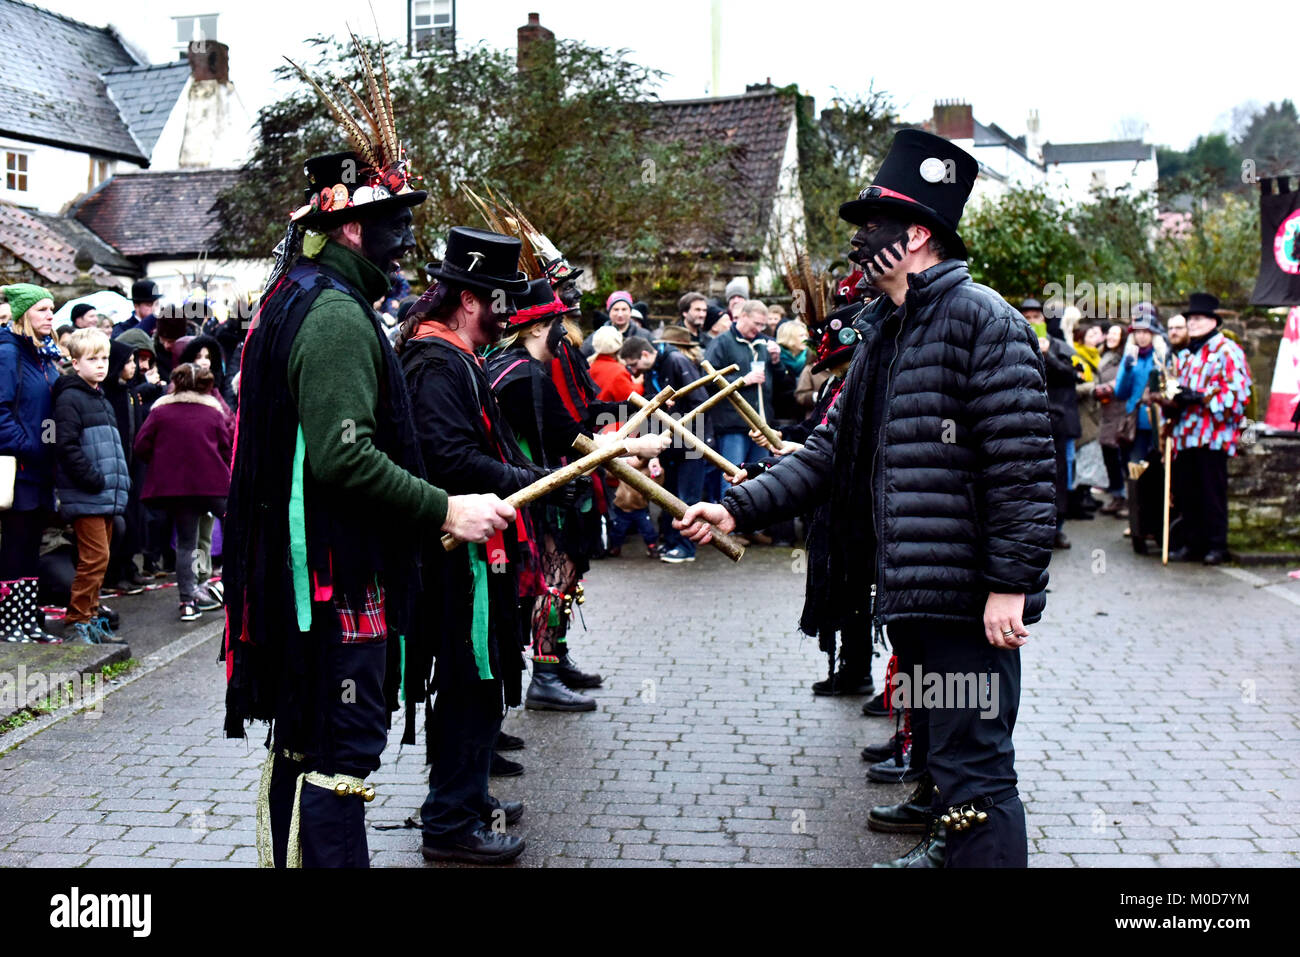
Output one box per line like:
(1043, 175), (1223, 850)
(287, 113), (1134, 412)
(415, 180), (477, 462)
(289, 425), (311, 633)
(517, 435), (534, 463)
(469, 543), (494, 679)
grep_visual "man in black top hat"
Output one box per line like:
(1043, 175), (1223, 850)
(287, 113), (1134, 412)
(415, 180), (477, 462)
(223, 103), (517, 867)
(397, 226), (539, 865)
(678, 129), (1056, 868)
(110, 279), (162, 340)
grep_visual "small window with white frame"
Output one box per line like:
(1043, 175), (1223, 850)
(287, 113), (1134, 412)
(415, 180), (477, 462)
(173, 13), (219, 58)
(5, 150), (29, 192)
(410, 0), (454, 53)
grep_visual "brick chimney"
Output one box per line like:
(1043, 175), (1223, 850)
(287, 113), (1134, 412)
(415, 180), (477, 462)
(517, 13), (555, 73)
(187, 40), (229, 84)
(932, 100), (973, 141)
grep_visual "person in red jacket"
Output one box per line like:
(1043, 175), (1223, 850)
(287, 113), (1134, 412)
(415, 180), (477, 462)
(133, 363), (232, 620)
(588, 326), (642, 402)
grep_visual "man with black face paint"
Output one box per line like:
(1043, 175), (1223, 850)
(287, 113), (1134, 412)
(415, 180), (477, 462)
(677, 130), (1057, 868)
(224, 138), (516, 868)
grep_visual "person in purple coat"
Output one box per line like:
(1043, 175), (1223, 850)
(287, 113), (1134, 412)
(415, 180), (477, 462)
(133, 363), (232, 621)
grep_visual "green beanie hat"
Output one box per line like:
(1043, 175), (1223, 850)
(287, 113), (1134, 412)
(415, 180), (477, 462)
(4, 283), (54, 324)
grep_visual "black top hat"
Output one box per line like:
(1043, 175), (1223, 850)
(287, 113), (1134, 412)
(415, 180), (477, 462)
(809, 303), (865, 374)
(425, 227), (528, 295)
(838, 129), (979, 261)
(131, 279), (161, 303)
(293, 151), (427, 231)
(504, 278), (566, 332)
(1184, 292), (1220, 321)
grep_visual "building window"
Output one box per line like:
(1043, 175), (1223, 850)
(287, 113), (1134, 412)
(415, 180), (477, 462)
(409, 0), (454, 54)
(5, 151), (28, 192)
(173, 14), (219, 57)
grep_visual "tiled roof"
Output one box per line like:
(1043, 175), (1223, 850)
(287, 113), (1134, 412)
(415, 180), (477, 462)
(29, 209), (136, 274)
(104, 63), (191, 157)
(0, 0), (146, 163)
(0, 200), (115, 285)
(1043, 141), (1153, 164)
(651, 89), (798, 255)
(71, 169), (243, 258)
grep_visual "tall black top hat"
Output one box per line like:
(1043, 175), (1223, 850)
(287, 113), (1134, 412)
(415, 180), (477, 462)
(1184, 292), (1221, 321)
(838, 129), (979, 261)
(293, 151), (427, 231)
(425, 227), (528, 295)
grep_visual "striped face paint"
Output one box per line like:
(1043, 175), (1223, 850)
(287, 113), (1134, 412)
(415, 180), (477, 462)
(850, 219), (911, 280)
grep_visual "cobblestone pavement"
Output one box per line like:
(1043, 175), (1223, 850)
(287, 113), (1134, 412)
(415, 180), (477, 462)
(0, 516), (1296, 868)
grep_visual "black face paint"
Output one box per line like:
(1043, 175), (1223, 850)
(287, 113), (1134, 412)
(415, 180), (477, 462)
(361, 207), (416, 280)
(555, 280), (582, 309)
(850, 219), (910, 280)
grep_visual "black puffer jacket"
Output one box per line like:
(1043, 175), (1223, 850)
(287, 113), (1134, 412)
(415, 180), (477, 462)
(52, 374), (130, 519)
(724, 260), (1057, 629)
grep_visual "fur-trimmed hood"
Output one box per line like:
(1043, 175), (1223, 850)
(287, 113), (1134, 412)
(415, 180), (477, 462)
(151, 390), (225, 412)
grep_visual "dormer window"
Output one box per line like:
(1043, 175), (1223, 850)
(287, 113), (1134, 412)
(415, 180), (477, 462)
(5, 151), (29, 192)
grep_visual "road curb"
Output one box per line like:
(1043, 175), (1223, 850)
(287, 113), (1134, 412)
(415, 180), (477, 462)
(0, 619), (225, 755)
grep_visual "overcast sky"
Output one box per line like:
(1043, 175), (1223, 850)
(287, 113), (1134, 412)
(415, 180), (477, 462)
(40, 0), (1286, 151)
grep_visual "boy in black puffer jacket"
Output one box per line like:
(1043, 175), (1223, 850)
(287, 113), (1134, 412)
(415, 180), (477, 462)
(53, 329), (130, 643)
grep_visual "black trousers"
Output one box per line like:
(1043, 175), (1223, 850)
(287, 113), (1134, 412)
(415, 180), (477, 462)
(888, 621), (1027, 868)
(268, 614), (389, 869)
(420, 675), (504, 842)
(1174, 446), (1228, 555)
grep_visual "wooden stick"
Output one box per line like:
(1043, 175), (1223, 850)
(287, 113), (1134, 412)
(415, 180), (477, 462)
(1161, 436), (1173, 566)
(699, 360), (784, 448)
(676, 364), (738, 397)
(442, 387), (674, 550)
(627, 392), (743, 478)
(678, 376), (747, 428)
(573, 434), (744, 562)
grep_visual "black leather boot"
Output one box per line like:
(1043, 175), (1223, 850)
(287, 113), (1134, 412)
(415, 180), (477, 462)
(422, 824), (525, 865)
(555, 651), (602, 689)
(525, 664), (597, 712)
(489, 752), (524, 777)
(874, 820), (946, 868)
(867, 775), (933, 833)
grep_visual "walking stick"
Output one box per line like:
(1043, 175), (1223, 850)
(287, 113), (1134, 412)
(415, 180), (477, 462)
(441, 387), (674, 550)
(1161, 435), (1173, 566)
(626, 392), (743, 479)
(571, 434), (745, 562)
(699, 360), (785, 449)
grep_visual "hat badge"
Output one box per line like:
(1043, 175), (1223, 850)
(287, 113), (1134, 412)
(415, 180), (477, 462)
(919, 157), (947, 183)
(465, 251), (486, 272)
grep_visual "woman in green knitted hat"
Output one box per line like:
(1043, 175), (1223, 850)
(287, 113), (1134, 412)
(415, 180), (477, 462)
(0, 284), (64, 642)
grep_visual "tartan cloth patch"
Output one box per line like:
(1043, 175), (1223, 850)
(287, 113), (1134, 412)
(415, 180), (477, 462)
(334, 583), (386, 643)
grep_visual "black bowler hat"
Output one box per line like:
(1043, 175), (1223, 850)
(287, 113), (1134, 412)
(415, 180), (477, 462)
(425, 227), (528, 295)
(293, 151), (427, 232)
(839, 129), (979, 261)
(1184, 292), (1220, 321)
(131, 279), (161, 303)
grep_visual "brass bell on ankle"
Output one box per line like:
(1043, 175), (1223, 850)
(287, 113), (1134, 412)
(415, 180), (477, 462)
(362, 786), (376, 803)
(334, 782), (350, 798)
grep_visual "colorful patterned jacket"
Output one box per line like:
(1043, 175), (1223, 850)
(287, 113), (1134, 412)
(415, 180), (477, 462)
(1170, 332), (1252, 455)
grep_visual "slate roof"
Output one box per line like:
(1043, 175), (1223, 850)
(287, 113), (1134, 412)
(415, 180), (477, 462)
(104, 63), (191, 157)
(72, 169), (244, 259)
(0, 0), (146, 162)
(1043, 140), (1154, 164)
(0, 200), (115, 285)
(651, 89), (798, 255)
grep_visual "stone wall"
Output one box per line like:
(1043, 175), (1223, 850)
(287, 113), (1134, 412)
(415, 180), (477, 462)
(1227, 430), (1300, 554)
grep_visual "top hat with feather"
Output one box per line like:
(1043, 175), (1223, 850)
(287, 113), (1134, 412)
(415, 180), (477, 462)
(462, 185), (584, 287)
(285, 27), (426, 230)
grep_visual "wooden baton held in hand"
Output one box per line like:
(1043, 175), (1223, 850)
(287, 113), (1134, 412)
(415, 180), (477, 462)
(441, 387), (675, 550)
(627, 392), (743, 479)
(572, 434), (745, 562)
(699, 360), (784, 448)
(678, 376), (747, 428)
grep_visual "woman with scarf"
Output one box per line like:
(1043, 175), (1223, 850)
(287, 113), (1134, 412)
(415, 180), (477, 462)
(1096, 323), (1130, 516)
(771, 319), (810, 426)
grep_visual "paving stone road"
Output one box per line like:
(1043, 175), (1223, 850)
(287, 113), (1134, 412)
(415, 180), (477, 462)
(0, 516), (1296, 868)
